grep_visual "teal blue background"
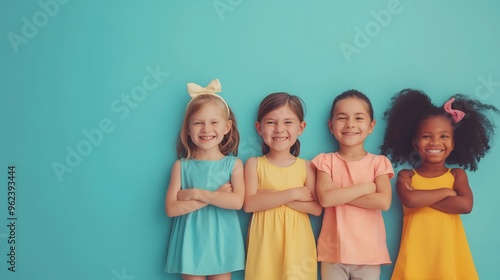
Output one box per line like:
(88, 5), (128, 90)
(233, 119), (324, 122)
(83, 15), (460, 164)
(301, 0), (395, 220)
(1, 1), (499, 279)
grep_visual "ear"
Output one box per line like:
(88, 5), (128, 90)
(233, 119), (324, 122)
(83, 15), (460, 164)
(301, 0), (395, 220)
(367, 119), (376, 134)
(224, 119), (232, 135)
(298, 121), (306, 136)
(255, 121), (262, 136)
(328, 119), (334, 134)
(412, 138), (418, 150)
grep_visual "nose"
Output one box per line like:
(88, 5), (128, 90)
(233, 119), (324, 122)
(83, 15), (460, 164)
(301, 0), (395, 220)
(275, 123), (284, 132)
(430, 136), (440, 145)
(345, 120), (354, 128)
(201, 123), (211, 132)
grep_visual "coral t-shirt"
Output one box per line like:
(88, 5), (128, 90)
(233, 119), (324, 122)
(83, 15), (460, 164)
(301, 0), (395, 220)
(312, 152), (394, 265)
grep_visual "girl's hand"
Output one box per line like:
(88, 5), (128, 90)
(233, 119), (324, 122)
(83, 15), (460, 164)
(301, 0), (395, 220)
(405, 182), (456, 197)
(293, 186), (314, 202)
(447, 188), (457, 197)
(362, 182), (377, 193)
(216, 183), (233, 193)
(177, 188), (198, 201)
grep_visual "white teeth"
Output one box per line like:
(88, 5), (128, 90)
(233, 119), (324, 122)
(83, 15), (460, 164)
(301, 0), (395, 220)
(273, 137), (287, 141)
(200, 136), (215, 140)
(427, 150), (442, 153)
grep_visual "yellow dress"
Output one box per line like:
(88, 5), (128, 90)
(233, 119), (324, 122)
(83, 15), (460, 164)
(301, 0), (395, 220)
(245, 156), (317, 280)
(391, 169), (478, 280)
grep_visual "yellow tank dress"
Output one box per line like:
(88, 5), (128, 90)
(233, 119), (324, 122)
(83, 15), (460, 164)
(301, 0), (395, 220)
(391, 169), (478, 280)
(245, 156), (317, 280)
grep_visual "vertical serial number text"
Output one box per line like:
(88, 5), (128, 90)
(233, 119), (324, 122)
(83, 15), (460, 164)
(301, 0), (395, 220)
(6, 165), (17, 272)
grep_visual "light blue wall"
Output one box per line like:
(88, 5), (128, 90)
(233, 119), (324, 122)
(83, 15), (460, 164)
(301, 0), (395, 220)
(1, 1), (499, 279)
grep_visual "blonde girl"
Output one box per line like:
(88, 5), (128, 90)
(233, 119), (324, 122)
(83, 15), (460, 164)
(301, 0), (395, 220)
(164, 79), (245, 280)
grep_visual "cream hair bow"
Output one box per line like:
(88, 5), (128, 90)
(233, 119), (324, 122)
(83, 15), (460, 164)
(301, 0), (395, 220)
(186, 79), (229, 115)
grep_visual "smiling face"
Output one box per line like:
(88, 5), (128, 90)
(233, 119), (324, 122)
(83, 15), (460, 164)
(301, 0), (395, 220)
(256, 104), (305, 155)
(329, 97), (375, 151)
(413, 115), (455, 165)
(188, 102), (231, 156)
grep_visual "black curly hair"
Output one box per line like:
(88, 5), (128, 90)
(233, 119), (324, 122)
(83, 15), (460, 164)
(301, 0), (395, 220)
(380, 89), (499, 171)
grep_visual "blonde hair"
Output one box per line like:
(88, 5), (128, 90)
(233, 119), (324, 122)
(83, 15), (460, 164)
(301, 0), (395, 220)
(176, 94), (239, 159)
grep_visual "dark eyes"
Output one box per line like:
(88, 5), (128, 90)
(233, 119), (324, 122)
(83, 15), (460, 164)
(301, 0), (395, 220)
(421, 135), (451, 139)
(265, 121), (294, 125)
(192, 121), (219, 125)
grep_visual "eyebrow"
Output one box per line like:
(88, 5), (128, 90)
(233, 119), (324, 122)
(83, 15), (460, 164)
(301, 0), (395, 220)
(263, 117), (297, 121)
(335, 112), (367, 116)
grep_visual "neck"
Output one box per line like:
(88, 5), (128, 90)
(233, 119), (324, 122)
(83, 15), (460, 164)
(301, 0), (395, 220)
(265, 150), (296, 162)
(193, 149), (225, 160)
(416, 162), (448, 173)
(337, 145), (367, 161)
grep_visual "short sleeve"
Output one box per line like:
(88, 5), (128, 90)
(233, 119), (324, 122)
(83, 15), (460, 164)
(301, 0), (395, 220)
(311, 153), (333, 176)
(374, 155), (395, 180)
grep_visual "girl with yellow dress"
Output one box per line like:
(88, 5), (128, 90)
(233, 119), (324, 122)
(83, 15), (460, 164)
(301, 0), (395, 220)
(380, 89), (498, 280)
(244, 92), (322, 280)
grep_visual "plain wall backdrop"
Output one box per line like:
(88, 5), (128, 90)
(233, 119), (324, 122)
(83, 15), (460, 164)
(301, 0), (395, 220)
(1, 1), (499, 279)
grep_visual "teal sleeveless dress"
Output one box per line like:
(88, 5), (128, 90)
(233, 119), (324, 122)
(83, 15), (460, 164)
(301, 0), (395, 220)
(165, 156), (245, 275)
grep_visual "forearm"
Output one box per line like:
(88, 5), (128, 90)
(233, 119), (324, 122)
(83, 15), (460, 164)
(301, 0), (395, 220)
(196, 189), (244, 210)
(166, 200), (208, 217)
(402, 189), (454, 208)
(244, 190), (296, 212)
(318, 182), (374, 207)
(286, 201), (323, 216)
(348, 192), (391, 211)
(430, 196), (473, 214)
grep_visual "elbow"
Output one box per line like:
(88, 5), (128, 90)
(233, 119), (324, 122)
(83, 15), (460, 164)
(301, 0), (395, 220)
(311, 207), (323, 216)
(461, 204), (473, 214)
(165, 205), (179, 218)
(231, 199), (244, 210)
(380, 200), (391, 211)
(243, 203), (254, 213)
(401, 198), (417, 209)
(318, 195), (329, 208)
(166, 209), (176, 218)
(235, 196), (245, 210)
(318, 196), (338, 208)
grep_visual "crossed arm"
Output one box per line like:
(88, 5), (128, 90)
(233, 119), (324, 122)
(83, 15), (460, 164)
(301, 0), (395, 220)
(396, 168), (473, 214)
(316, 170), (392, 211)
(165, 159), (245, 217)
(243, 158), (322, 216)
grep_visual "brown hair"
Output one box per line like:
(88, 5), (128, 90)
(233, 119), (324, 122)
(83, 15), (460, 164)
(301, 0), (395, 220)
(176, 94), (239, 158)
(257, 92), (305, 156)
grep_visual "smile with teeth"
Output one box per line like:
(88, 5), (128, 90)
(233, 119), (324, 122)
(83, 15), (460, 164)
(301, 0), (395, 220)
(272, 137), (288, 141)
(199, 136), (216, 141)
(426, 149), (443, 153)
(342, 132), (359, 136)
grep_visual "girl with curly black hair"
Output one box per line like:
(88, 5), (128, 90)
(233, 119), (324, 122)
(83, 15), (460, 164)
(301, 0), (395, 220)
(380, 89), (498, 280)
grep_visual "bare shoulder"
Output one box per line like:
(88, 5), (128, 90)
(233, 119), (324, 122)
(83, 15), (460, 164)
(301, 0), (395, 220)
(232, 157), (244, 171)
(245, 157), (258, 165)
(304, 159), (314, 169)
(450, 168), (467, 178)
(171, 159), (181, 170)
(233, 157), (243, 166)
(397, 169), (413, 180)
(244, 157), (258, 171)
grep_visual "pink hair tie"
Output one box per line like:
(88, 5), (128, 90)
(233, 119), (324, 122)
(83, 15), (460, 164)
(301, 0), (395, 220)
(443, 97), (465, 123)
